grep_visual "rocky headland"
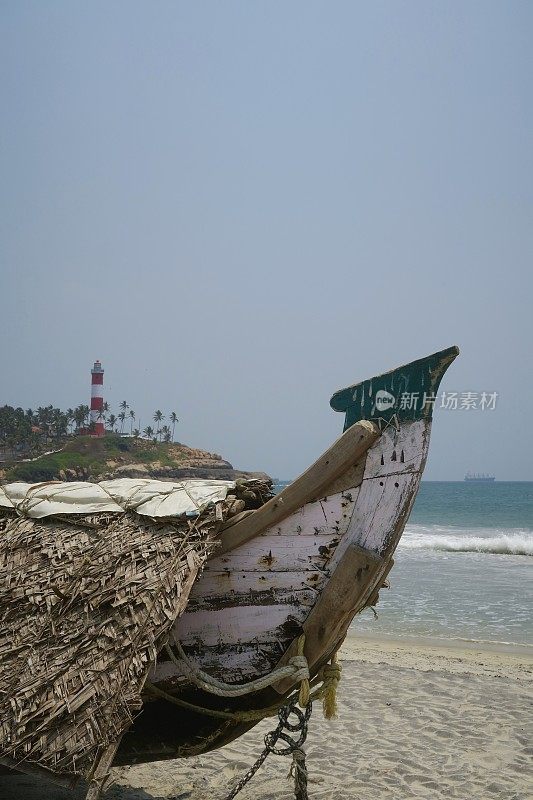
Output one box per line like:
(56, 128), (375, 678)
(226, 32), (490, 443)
(0, 435), (271, 485)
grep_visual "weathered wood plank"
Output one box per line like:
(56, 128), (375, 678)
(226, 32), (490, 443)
(150, 642), (282, 687)
(345, 472), (421, 555)
(264, 492), (351, 535)
(273, 544), (385, 694)
(175, 603), (308, 647)
(205, 535), (340, 572)
(326, 419), (430, 566)
(362, 419), (429, 479)
(86, 739), (122, 800)
(171, 490), (360, 682)
(203, 490), (356, 573)
(186, 569), (326, 600)
(217, 421), (379, 555)
(358, 555), (395, 611)
(186, 586), (317, 611)
(314, 464), (364, 499)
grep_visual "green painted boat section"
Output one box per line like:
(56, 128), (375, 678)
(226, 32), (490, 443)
(330, 346), (459, 430)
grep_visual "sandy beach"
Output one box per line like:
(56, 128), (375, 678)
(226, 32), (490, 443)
(2, 634), (531, 800)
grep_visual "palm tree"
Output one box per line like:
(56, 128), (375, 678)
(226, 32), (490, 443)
(73, 406), (85, 432)
(107, 414), (117, 433)
(52, 408), (68, 441)
(66, 408), (74, 434)
(118, 411), (126, 433)
(129, 409), (135, 433)
(119, 400), (129, 413)
(80, 405), (90, 429)
(37, 405), (54, 436)
(143, 425), (154, 440)
(132, 428), (140, 438)
(169, 412), (178, 442)
(153, 410), (164, 441)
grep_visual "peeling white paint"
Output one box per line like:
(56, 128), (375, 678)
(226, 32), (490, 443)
(152, 420), (430, 688)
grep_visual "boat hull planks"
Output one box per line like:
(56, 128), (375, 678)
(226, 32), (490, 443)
(154, 419), (429, 684)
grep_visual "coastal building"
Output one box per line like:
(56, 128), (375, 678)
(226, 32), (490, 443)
(90, 360), (105, 437)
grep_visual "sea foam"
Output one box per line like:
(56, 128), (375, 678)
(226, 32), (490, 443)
(400, 527), (533, 557)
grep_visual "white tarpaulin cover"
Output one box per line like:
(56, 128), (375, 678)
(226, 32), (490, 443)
(0, 478), (236, 519)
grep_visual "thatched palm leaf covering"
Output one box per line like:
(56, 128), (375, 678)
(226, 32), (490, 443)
(0, 478), (271, 784)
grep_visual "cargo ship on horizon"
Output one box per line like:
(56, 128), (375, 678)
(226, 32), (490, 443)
(464, 472), (495, 482)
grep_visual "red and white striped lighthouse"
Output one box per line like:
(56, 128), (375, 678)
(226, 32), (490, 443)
(90, 360), (105, 437)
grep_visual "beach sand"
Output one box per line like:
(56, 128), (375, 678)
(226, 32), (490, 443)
(2, 635), (532, 800)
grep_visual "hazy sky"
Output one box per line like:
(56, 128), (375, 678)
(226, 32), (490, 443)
(1, 2), (532, 480)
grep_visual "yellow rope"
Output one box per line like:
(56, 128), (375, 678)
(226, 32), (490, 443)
(320, 651), (341, 719)
(297, 635), (310, 708)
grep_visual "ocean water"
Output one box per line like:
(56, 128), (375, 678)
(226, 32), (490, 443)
(273, 481), (533, 647)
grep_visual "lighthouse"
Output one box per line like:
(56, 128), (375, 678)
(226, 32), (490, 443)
(90, 360), (105, 437)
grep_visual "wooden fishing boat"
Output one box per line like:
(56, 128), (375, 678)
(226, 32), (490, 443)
(116, 345), (459, 764)
(0, 346), (458, 793)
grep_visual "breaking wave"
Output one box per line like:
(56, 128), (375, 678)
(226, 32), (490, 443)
(400, 527), (533, 557)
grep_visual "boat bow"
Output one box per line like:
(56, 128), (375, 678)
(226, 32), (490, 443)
(330, 345), (459, 430)
(134, 347), (459, 762)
